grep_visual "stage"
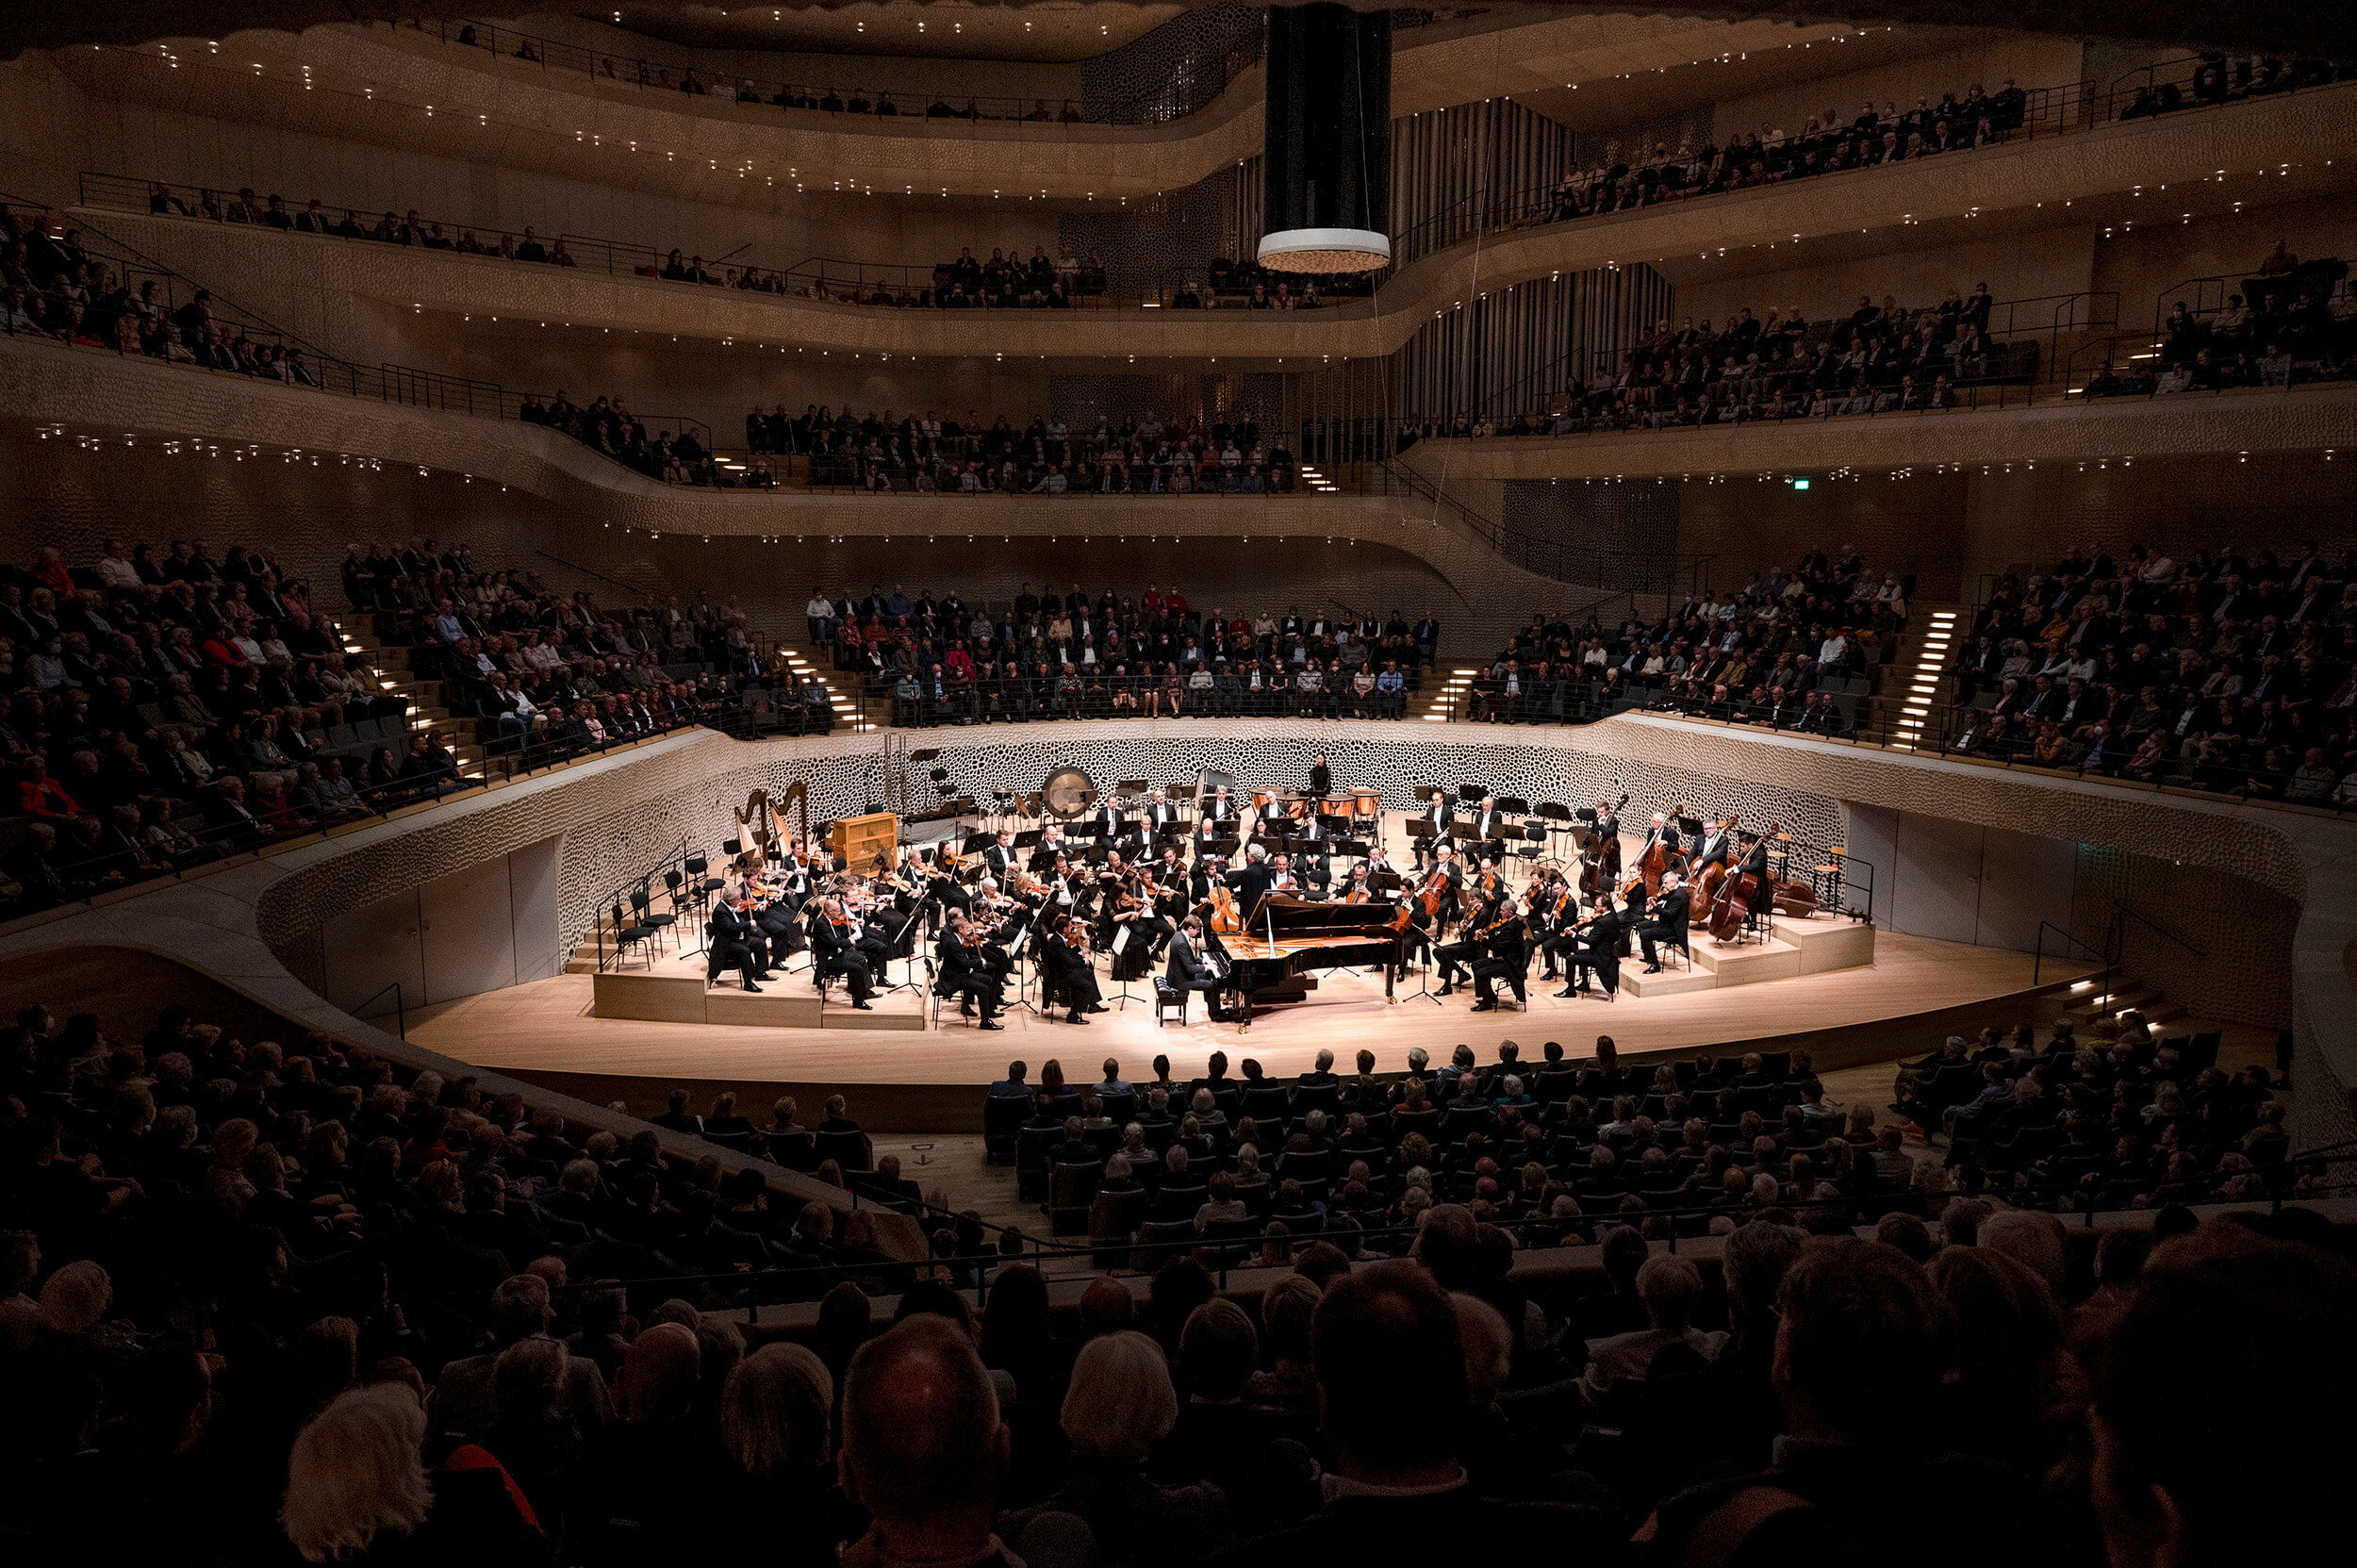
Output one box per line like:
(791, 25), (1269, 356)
(408, 924), (2094, 1131)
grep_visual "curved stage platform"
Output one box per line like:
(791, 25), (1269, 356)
(408, 925), (2094, 1131)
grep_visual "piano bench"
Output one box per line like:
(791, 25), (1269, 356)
(1153, 980), (1187, 1027)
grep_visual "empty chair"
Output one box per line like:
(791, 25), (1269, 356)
(608, 900), (655, 968)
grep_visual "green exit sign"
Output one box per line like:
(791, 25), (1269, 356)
(1789, 477), (1811, 490)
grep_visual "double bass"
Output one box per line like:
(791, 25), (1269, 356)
(1688, 812), (1739, 921)
(1706, 823), (1777, 941)
(1577, 791), (1630, 898)
(1623, 804), (1679, 904)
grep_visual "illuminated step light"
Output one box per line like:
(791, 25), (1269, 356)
(1422, 714), (1449, 722)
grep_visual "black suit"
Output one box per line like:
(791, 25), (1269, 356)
(1471, 915), (1529, 1006)
(1165, 931), (1228, 1018)
(935, 929), (1003, 1020)
(1570, 907), (1626, 995)
(810, 916), (874, 1002)
(705, 903), (763, 987)
(1308, 762), (1332, 798)
(1635, 888), (1690, 966)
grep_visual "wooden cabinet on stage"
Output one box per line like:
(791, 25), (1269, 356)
(830, 811), (899, 871)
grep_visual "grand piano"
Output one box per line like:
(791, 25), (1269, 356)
(1213, 892), (1401, 1030)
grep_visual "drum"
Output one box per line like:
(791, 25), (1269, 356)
(1250, 787), (1277, 810)
(1351, 786), (1382, 819)
(1320, 794), (1353, 817)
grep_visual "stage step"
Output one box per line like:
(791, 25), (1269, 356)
(1620, 963), (1719, 998)
(822, 990), (930, 1031)
(1692, 933), (1804, 985)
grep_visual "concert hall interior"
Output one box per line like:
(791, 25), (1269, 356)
(1, 2), (2352, 1564)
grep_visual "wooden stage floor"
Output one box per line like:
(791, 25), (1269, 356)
(409, 929), (2094, 1126)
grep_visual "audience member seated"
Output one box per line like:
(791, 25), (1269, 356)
(814, 581), (1438, 724)
(1459, 549), (1899, 727)
(0, 536), (470, 913)
(1953, 538), (2355, 800)
(750, 405), (1298, 496)
(339, 538), (767, 763)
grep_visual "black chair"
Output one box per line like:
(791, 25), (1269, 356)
(1089, 1187), (1149, 1266)
(766, 1130), (818, 1170)
(1047, 1160), (1105, 1235)
(1153, 979), (1187, 1026)
(685, 853), (723, 912)
(815, 1127), (871, 1172)
(609, 901), (655, 969)
(632, 887), (675, 951)
(1242, 1083), (1291, 1124)
(981, 1095), (1029, 1164)
(1291, 1082), (1341, 1117)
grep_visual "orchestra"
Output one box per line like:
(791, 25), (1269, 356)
(690, 773), (1809, 1031)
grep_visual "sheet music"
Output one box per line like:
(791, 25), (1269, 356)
(1111, 925), (1131, 955)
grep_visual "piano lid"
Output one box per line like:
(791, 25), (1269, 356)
(1244, 891), (1399, 936)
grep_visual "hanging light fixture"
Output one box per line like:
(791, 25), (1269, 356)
(1258, 4), (1392, 274)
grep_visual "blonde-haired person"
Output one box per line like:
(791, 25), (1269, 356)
(998, 1329), (1232, 1566)
(708, 1343), (865, 1556)
(282, 1381), (544, 1563)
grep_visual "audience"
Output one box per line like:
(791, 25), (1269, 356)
(756, 406), (1298, 496)
(816, 582), (1437, 725)
(0, 987), (2343, 1566)
(1953, 538), (2357, 800)
(1471, 548), (1900, 727)
(341, 539), (762, 765)
(0, 535), (481, 912)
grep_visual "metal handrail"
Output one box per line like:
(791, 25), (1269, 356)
(2, 194), (718, 473)
(2032, 919), (2106, 988)
(353, 980), (408, 1038)
(398, 12), (1268, 129)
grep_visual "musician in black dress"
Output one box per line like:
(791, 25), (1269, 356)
(1635, 871), (1691, 972)
(1040, 918), (1104, 1020)
(1470, 903), (1529, 1012)
(934, 910), (1006, 1029)
(705, 896), (766, 991)
(1558, 892), (1625, 999)
(1308, 752), (1333, 800)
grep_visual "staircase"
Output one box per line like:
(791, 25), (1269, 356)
(564, 875), (701, 974)
(1869, 604), (1961, 750)
(2056, 972), (2189, 1030)
(329, 610), (487, 779)
(769, 641), (870, 732)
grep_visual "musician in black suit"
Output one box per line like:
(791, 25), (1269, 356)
(1634, 871), (1691, 972)
(1090, 799), (1128, 841)
(754, 893), (807, 964)
(1465, 796), (1509, 864)
(983, 830), (1022, 882)
(1201, 784), (1240, 824)
(1433, 885), (1498, 998)
(1227, 847), (1277, 916)
(1688, 817), (1735, 878)
(1143, 787), (1185, 837)
(1558, 893), (1625, 999)
(1308, 752), (1333, 799)
(1416, 788), (1455, 865)
(705, 896), (766, 991)
(1166, 916), (1230, 1021)
(808, 897), (875, 1007)
(1734, 832), (1775, 924)
(934, 911), (1006, 1029)
(1470, 905), (1529, 1012)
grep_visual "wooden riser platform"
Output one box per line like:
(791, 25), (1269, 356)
(1622, 915), (1874, 997)
(592, 949), (928, 1031)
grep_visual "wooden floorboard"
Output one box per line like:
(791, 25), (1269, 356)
(409, 929), (2093, 1120)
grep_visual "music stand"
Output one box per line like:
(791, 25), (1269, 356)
(1104, 921), (1149, 1011)
(1455, 784), (1485, 802)
(1394, 901), (1444, 1007)
(1002, 918), (1045, 1017)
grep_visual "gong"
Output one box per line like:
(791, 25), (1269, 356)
(1040, 766), (1098, 818)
